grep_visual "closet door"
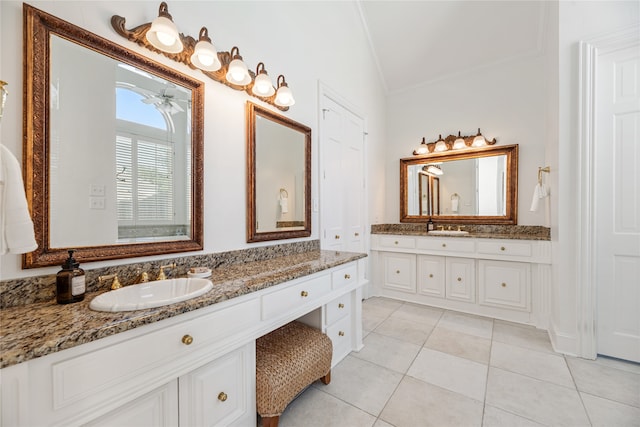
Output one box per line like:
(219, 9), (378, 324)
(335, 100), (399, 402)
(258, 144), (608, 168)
(320, 93), (365, 253)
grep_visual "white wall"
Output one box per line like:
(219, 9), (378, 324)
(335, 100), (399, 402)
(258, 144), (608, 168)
(549, 0), (639, 356)
(385, 52), (548, 225)
(0, 1), (387, 279)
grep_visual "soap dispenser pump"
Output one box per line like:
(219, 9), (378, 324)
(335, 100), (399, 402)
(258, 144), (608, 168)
(56, 249), (86, 304)
(427, 217), (435, 232)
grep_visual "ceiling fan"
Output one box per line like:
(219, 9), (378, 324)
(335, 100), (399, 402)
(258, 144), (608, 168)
(139, 86), (188, 115)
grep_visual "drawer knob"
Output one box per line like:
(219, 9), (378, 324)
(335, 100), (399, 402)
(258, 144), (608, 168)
(396, 270), (400, 274)
(338, 303), (345, 309)
(335, 235), (340, 239)
(429, 274), (434, 278)
(394, 241), (399, 245)
(338, 331), (345, 337)
(355, 232), (359, 237)
(182, 335), (193, 345)
(301, 290), (309, 297)
(500, 246), (506, 251)
(344, 273), (351, 279)
(442, 243), (446, 248)
(457, 277), (462, 282)
(218, 392), (228, 402)
(501, 282), (507, 287)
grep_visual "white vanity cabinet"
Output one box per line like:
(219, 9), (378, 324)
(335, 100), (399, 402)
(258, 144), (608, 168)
(371, 234), (551, 327)
(0, 259), (367, 427)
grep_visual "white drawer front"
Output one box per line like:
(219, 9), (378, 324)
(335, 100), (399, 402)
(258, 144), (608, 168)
(477, 240), (532, 257)
(52, 300), (260, 411)
(326, 294), (351, 325)
(326, 314), (352, 365)
(379, 236), (416, 249)
(332, 263), (357, 289)
(261, 275), (331, 320)
(479, 260), (531, 311)
(418, 238), (475, 253)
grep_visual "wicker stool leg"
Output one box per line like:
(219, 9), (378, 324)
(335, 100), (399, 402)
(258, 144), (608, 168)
(320, 370), (331, 385)
(262, 415), (279, 427)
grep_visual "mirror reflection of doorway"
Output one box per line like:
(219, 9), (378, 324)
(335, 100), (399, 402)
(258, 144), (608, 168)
(419, 175), (440, 216)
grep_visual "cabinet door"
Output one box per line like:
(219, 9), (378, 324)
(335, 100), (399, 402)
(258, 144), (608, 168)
(179, 342), (256, 427)
(417, 255), (445, 298)
(445, 258), (476, 302)
(382, 253), (416, 293)
(326, 313), (353, 367)
(84, 380), (178, 427)
(479, 260), (531, 311)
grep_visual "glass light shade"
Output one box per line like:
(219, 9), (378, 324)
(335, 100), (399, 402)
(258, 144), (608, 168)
(252, 72), (275, 97)
(453, 132), (466, 149)
(226, 58), (251, 86)
(472, 135), (486, 147)
(146, 16), (183, 53)
(423, 164), (443, 176)
(434, 139), (448, 152)
(275, 85), (295, 107)
(414, 145), (428, 155)
(190, 40), (221, 71)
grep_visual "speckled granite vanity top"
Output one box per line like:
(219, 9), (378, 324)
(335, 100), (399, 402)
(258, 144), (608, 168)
(0, 250), (365, 369)
(371, 224), (550, 241)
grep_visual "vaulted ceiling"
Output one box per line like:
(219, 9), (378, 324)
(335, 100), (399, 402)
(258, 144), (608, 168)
(356, 1), (548, 94)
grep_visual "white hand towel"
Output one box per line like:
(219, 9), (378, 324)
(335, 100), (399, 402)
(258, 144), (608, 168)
(0, 143), (38, 254)
(280, 197), (289, 214)
(451, 198), (459, 213)
(530, 183), (549, 212)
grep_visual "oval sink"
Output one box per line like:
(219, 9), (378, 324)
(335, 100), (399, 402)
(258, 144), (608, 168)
(89, 278), (213, 312)
(427, 230), (470, 236)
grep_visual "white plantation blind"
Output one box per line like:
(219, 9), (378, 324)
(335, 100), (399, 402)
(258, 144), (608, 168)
(116, 133), (174, 224)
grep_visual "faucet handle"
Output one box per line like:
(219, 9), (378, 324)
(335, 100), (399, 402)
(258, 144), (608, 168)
(457, 226), (465, 232)
(99, 274), (122, 290)
(135, 271), (149, 284)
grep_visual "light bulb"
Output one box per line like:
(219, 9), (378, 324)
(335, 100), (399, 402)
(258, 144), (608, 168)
(156, 31), (175, 47)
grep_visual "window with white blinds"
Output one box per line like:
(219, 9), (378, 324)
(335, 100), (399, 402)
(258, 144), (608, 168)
(116, 133), (174, 224)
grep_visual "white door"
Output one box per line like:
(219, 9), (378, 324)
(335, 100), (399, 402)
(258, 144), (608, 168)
(320, 92), (366, 253)
(596, 44), (640, 362)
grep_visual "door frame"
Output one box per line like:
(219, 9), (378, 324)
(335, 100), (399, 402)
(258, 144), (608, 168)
(577, 24), (640, 359)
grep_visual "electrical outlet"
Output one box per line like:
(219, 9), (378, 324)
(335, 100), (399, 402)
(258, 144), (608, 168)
(90, 184), (105, 196)
(90, 197), (105, 209)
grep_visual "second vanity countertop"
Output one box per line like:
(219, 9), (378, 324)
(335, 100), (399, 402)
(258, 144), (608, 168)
(0, 250), (366, 369)
(371, 224), (551, 241)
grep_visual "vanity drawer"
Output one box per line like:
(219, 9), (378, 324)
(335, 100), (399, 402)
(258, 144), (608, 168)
(49, 299), (260, 412)
(418, 238), (475, 253)
(326, 314), (352, 366)
(477, 240), (532, 257)
(378, 236), (416, 250)
(261, 275), (331, 320)
(332, 263), (357, 289)
(326, 294), (351, 325)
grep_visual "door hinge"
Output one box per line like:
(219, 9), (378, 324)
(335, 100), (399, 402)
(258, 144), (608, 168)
(322, 108), (330, 120)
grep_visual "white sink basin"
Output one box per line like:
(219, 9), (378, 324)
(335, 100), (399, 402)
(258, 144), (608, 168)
(427, 230), (470, 236)
(90, 278), (213, 312)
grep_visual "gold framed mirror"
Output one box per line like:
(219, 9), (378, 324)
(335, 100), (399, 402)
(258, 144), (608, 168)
(400, 144), (518, 224)
(23, 4), (204, 268)
(246, 102), (311, 242)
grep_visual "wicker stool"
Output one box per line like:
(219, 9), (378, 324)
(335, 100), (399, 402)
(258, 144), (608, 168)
(256, 321), (333, 427)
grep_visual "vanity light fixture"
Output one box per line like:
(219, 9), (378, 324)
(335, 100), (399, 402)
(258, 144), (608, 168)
(275, 75), (295, 107)
(190, 27), (221, 72)
(413, 137), (429, 155)
(112, 3), (294, 110)
(423, 164), (443, 176)
(226, 46), (252, 86)
(452, 131), (467, 150)
(252, 63), (275, 97)
(434, 134), (448, 152)
(472, 128), (487, 147)
(145, 2), (183, 54)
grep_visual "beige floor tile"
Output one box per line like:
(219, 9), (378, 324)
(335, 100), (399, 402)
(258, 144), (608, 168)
(373, 420), (394, 427)
(352, 332), (422, 374)
(277, 387), (376, 427)
(492, 320), (554, 354)
(425, 326), (492, 364)
(581, 392), (640, 427)
(490, 341), (574, 388)
(362, 297), (403, 319)
(567, 356), (640, 408)
(437, 310), (494, 339)
(485, 367), (590, 426)
(407, 348), (488, 401)
(389, 302), (444, 324)
(482, 405), (544, 427)
(379, 376), (484, 427)
(315, 355), (403, 416)
(373, 315), (435, 345)
(363, 314), (386, 334)
(592, 355), (640, 375)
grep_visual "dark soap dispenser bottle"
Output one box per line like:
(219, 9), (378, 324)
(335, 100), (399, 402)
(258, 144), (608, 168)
(56, 249), (86, 304)
(427, 217), (435, 232)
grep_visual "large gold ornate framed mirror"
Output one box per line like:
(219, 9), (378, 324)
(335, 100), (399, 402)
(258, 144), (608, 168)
(400, 144), (518, 225)
(246, 102), (311, 242)
(23, 4), (204, 268)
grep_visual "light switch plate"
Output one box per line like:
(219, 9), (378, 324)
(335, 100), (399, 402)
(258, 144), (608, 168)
(90, 184), (105, 196)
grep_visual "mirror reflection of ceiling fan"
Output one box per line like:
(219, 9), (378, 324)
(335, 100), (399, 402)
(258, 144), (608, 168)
(139, 86), (189, 115)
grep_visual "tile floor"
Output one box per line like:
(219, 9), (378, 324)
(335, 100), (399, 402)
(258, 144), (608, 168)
(275, 297), (640, 427)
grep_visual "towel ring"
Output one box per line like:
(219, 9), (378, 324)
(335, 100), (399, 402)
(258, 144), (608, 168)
(451, 193), (459, 200)
(279, 188), (289, 198)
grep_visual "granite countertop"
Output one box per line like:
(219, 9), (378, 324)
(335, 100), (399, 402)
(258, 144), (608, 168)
(0, 250), (365, 369)
(371, 224), (551, 241)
